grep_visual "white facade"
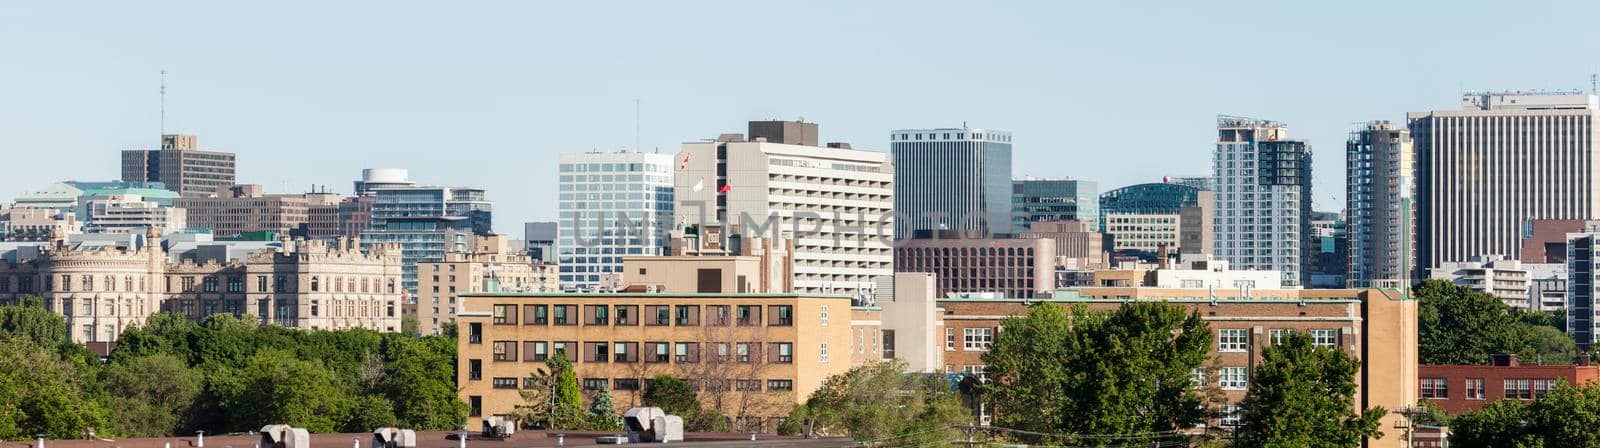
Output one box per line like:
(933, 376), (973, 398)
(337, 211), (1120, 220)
(1213, 116), (1311, 287)
(675, 137), (894, 300)
(1429, 255), (1531, 308)
(83, 194), (186, 235)
(1151, 258), (1284, 290)
(555, 151), (675, 292)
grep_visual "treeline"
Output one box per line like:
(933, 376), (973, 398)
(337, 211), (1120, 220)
(0, 296), (465, 440)
(1417, 279), (1578, 365)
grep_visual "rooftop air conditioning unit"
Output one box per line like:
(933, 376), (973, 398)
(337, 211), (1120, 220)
(372, 428), (417, 448)
(624, 407), (684, 443)
(481, 416), (516, 438)
(259, 425), (310, 448)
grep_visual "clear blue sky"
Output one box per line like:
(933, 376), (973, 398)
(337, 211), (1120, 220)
(5, 0), (1599, 235)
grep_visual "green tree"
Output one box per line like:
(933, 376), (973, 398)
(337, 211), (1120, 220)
(1234, 332), (1386, 448)
(546, 349), (585, 429)
(1520, 325), (1579, 365)
(0, 296), (69, 348)
(344, 394), (398, 432)
(981, 301), (1210, 442)
(1448, 399), (1536, 447)
(401, 315), (420, 336)
(0, 336), (107, 440)
(793, 360), (968, 444)
(1417, 280), (1534, 364)
(381, 335), (466, 430)
(100, 354), (203, 437)
(587, 384), (622, 430)
(212, 349), (352, 433)
(642, 375), (700, 416)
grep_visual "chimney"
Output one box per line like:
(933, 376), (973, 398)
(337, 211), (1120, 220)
(1490, 354), (1519, 367)
(825, 142), (852, 149)
(1157, 244), (1171, 270)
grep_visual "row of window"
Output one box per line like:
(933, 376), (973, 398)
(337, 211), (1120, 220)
(1217, 328), (1340, 352)
(944, 327), (994, 351)
(1421, 377), (1557, 400)
(490, 304), (796, 327)
(481, 340), (803, 365)
(1191, 367), (1252, 390)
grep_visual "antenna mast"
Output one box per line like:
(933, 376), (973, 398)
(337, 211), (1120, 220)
(635, 98), (645, 153)
(160, 70), (168, 137)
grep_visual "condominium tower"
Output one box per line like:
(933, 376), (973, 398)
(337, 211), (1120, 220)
(555, 151), (675, 292)
(121, 134), (237, 197)
(1409, 92), (1600, 270)
(676, 121), (894, 301)
(357, 169), (494, 294)
(1346, 121), (1416, 288)
(1213, 116), (1312, 287)
(890, 128), (1013, 237)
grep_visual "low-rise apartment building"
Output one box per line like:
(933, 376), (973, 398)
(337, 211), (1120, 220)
(937, 286), (1416, 446)
(1419, 355), (1600, 414)
(415, 234), (556, 335)
(456, 292), (858, 432)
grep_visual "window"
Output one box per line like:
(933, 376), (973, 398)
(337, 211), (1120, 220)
(945, 328), (955, 350)
(614, 305), (635, 325)
(772, 342), (793, 363)
(1420, 378), (1448, 399)
(492, 341), (517, 361)
(587, 305), (609, 325)
(469, 396), (482, 417)
(770, 305), (793, 326)
(646, 342), (670, 363)
(767, 379), (793, 391)
(882, 330), (896, 359)
(1310, 329), (1338, 348)
(1269, 329), (1286, 345)
(707, 305), (730, 326)
(675, 342), (698, 363)
(819, 343), (830, 363)
(964, 365), (989, 382)
(582, 378), (607, 391)
(1218, 329), (1248, 352)
(526, 305), (548, 325)
(1220, 405), (1241, 427)
(820, 305), (830, 326)
(257, 276), (267, 292)
(1191, 368), (1207, 387)
(492, 378), (518, 389)
(1220, 367), (1248, 390)
(468, 359), (482, 380)
(202, 277), (217, 292)
(553, 305), (575, 325)
(493, 304), (516, 324)
(614, 378), (641, 391)
(674, 305), (698, 326)
(1465, 378), (1485, 400)
(613, 342), (637, 362)
(586, 342), (609, 363)
(735, 380), (762, 391)
(648, 305), (671, 325)
(1533, 379), (1555, 398)
(736, 305), (760, 326)
(527, 341), (549, 362)
(1505, 379), (1533, 400)
(468, 323), (483, 344)
(736, 342), (754, 363)
(963, 328), (993, 351)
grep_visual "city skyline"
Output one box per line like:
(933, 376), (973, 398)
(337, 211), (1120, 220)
(6, 1), (1600, 233)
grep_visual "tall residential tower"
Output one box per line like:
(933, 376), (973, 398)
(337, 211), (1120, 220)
(1213, 116), (1312, 287)
(891, 128), (1012, 237)
(1346, 121), (1416, 288)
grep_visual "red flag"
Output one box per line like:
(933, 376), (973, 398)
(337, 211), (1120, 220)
(718, 184), (732, 193)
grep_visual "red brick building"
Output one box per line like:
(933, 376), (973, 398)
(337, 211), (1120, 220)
(1419, 355), (1600, 414)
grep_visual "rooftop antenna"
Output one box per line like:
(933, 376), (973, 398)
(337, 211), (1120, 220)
(1591, 74), (1597, 96)
(159, 70), (168, 137)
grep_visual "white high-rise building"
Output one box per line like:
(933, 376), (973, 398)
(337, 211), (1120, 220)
(556, 151), (675, 292)
(1213, 116), (1312, 287)
(1410, 91), (1600, 270)
(675, 121), (894, 301)
(82, 194), (186, 235)
(889, 128), (1013, 237)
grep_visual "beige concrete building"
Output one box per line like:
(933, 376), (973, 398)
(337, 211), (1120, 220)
(416, 234), (557, 335)
(1410, 92), (1600, 270)
(1, 207), (80, 242)
(174, 184), (350, 238)
(82, 194), (186, 235)
(674, 121), (894, 301)
(457, 292), (859, 432)
(1019, 220), (1104, 270)
(938, 286), (1416, 445)
(1430, 255), (1531, 308)
(121, 134), (237, 197)
(623, 226), (794, 294)
(0, 230), (406, 346)
(1179, 190), (1214, 256)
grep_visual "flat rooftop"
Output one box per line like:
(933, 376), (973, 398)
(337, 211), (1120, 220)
(11, 430), (852, 448)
